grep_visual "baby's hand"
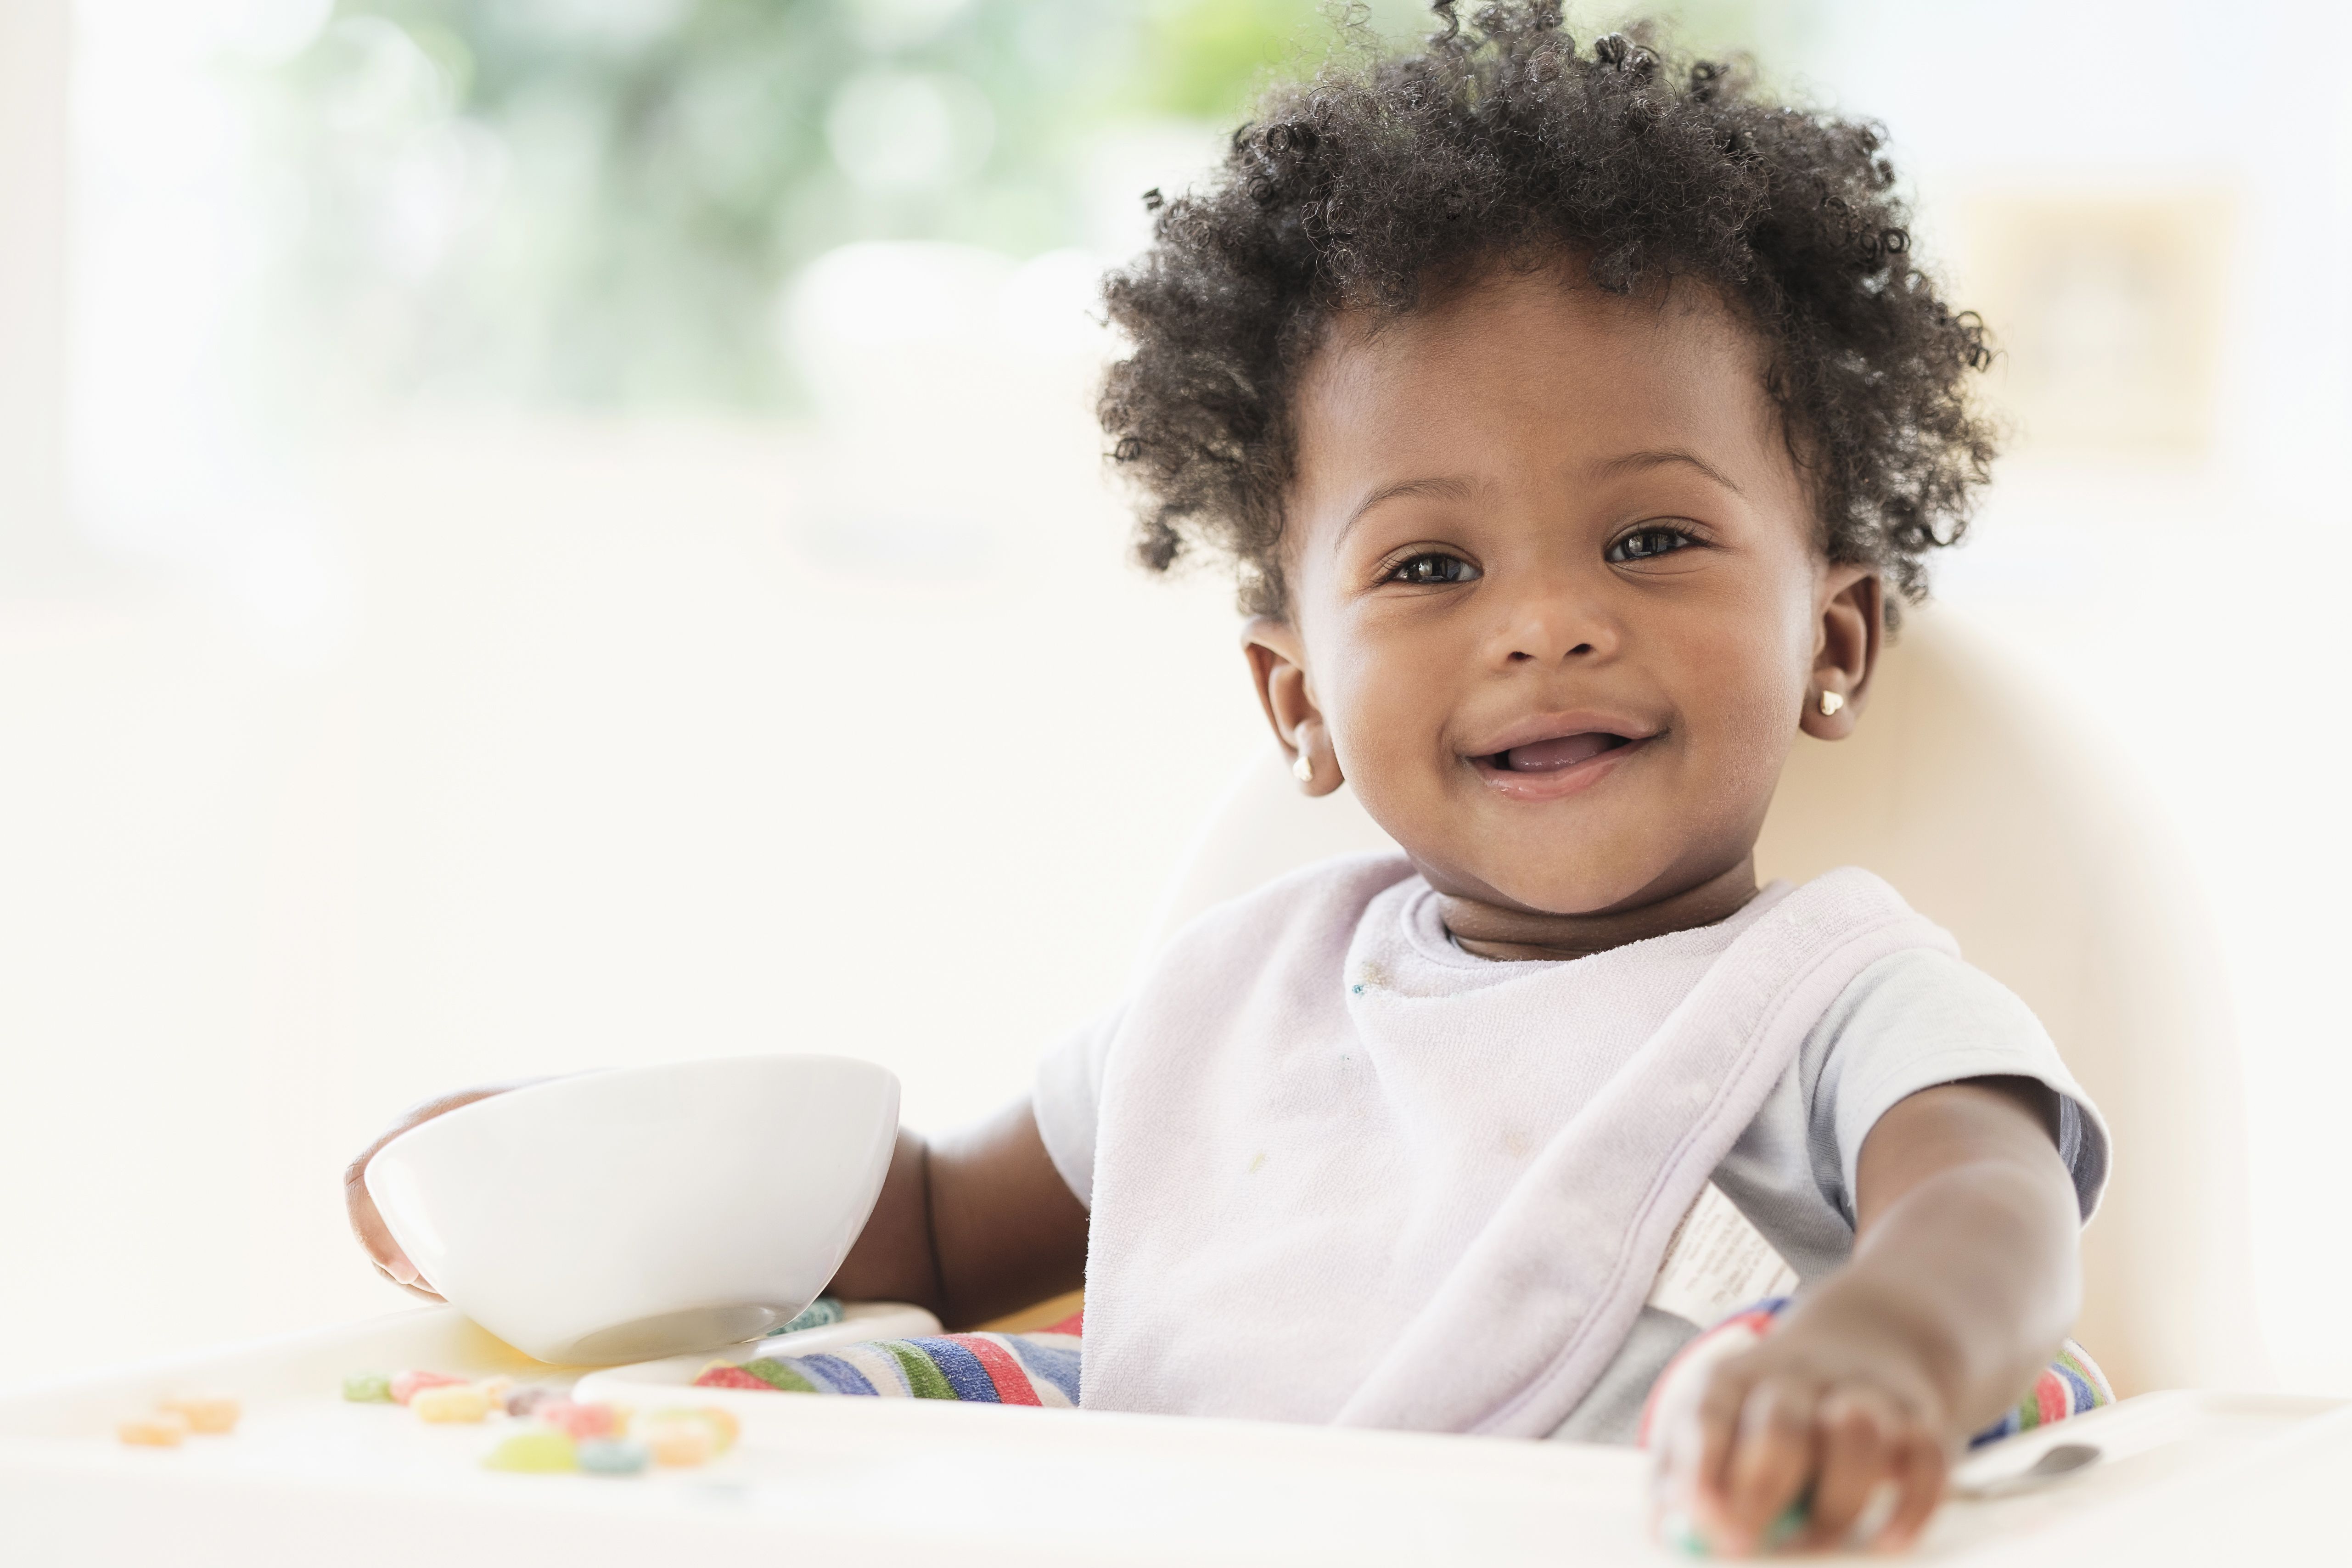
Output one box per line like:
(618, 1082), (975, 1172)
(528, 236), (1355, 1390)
(1655, 1292), (1956, 1555)
(344, 1079), (543, 1298)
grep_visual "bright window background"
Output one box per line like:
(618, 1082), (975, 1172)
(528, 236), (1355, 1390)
(1, 0), (2347, 1388)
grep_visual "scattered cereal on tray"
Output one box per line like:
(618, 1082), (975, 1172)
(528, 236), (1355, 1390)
(117, 1411), (191, 1447)
(538, 1399), (619, 1441)
(651, 1405), (737, 1455)
(576, 1437), (651, 1476)
(505, 1385), (556, 1419)
(389, 1369), (467, 1405)
(411, 1384), (493, 1423)
(342, 1372), (394, 1403)
(158, 1393), (241, 1434)
(483, 1430), (577, 1473)
(638, 1415), (716, 1468)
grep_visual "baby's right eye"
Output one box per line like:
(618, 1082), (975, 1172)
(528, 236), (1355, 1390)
(1387, 552), (1480, 586)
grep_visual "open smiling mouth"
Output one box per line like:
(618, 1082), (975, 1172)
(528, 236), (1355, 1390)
(1476, 732), (1641, 773)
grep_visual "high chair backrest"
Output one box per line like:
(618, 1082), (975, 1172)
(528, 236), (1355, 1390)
(1145, 610), (2263, 1397)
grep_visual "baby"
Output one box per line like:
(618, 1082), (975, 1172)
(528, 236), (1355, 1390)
(350, 6), (2106, 1554)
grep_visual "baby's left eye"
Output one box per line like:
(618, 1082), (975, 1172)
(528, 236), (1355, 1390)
(1606, 526), (1695, 563)
(1387, 552), (1480, 586)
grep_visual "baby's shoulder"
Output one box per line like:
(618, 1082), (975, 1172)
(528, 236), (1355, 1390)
(1796, 944), (2073, 1128)
(1815, 944), (2045, 1046)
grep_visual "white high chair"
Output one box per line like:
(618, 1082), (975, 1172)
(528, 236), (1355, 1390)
(1145, 608), (2264, 1398)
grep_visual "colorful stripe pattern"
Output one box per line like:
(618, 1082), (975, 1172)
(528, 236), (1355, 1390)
(1637, 1296), (2113, 1453)
(764, 1296), (847, 1337)
(695, 1315), (1083, 1407)
(1967, 1340), (2115, 1448)
(703, 1298), (2111, 1448)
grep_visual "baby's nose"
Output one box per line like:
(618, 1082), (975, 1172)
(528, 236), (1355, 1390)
(1493, 591), (1619, 664)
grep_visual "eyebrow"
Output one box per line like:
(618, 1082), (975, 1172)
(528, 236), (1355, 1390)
(1593, 448), (1744, 495)
(1337, 475), (1481, 542)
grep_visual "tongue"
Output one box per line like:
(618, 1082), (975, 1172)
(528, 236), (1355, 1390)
(1502, 733), (1623, 771)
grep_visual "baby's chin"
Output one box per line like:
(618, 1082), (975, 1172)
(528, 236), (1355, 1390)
(1408, 842), (1685, 920)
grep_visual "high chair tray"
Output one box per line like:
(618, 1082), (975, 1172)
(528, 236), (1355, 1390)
(0, 1305), (2339, 1566)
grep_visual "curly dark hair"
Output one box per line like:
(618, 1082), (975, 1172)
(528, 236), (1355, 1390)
(1098, 1), (1995, 618)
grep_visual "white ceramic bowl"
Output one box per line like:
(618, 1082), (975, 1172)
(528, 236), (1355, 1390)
(365, 1055), (899, 1365)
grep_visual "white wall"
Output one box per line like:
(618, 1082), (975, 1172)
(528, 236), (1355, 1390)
(0, 405), (1273, 1383)
(0, 0), (71, 562)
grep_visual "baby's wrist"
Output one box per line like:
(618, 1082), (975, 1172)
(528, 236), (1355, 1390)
(1779, 1277), (1969, 1431)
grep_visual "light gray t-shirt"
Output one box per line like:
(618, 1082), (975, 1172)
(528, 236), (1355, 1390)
(1035, 868), (2108, 1444)
(1549, 944), (2106, 1441)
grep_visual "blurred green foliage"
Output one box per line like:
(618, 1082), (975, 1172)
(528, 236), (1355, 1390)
(273, 0), (1782, 410)
(1137, 0), (1359, 118)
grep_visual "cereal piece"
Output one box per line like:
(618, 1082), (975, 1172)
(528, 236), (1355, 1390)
(411, 1383), (492, 1423)
(695, 1405), (738, 1453)
(639, 1416), (715, 1467)
(505, 1385), (556, 1419)
(651, 1405), (737, 1455)
(474, 1376), (514, 1406)
(575, 1437), (651, 1476)
(537, 1399), (618, 1441)
(118, 1411), (191, 1447)
(483, 1430), (577, 1473)
(342, 1372), (394, 1403)
(389, 1369), (467, 1405)
(159, 1394), (241, 1434)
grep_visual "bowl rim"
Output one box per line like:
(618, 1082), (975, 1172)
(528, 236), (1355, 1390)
(375, 1051), (900, 1160)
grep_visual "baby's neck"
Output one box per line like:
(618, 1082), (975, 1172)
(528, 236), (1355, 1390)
(1441, 858), (1761, 962)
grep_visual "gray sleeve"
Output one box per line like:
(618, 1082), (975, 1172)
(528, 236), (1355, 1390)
(1031, 1003), (1126, 1211)
(1803, 949), (2110, 1226)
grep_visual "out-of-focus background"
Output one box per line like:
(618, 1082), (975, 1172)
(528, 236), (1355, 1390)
(1, 0), (2346, 1389)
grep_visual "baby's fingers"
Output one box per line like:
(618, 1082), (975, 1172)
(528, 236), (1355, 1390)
(343, 1151), (443, 1300)
(1870, 1429), (1948, 1551)
(1714, 1376), (1820, 1551)
(1688, 1362), (1754, 1504)
(1799, 1387), (1898, 1549)
(342, 1083), (535, 1302)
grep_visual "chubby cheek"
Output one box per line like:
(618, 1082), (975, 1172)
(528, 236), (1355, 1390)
(1664, 590), (1814, 815)
(1684, 610), (1803, 737)
(1318, 621), (1467, 809)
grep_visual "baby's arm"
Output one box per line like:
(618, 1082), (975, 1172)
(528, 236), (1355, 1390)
(1665, 1077), (2081, 1553)
(825, 1095), (1090, 1326)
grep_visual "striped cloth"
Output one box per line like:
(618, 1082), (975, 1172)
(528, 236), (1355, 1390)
(1968, 1340), (2114, 1447)
(701, 1300), (2110, 1445)
(694, 1312), (1083, 1406)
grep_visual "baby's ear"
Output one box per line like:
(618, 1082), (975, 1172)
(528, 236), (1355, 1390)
(1242, 618), (1343, 795)
(1800, 568), (1881, 741)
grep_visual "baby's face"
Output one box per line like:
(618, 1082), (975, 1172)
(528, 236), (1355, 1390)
(1263, 265), (1875, 918)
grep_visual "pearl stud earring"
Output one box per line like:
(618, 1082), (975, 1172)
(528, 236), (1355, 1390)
(1818, 690), (1845, 717)
(1292, 750), (1315, 784)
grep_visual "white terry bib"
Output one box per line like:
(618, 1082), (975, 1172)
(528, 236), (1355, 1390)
(1080, 858), (1954, 1437)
